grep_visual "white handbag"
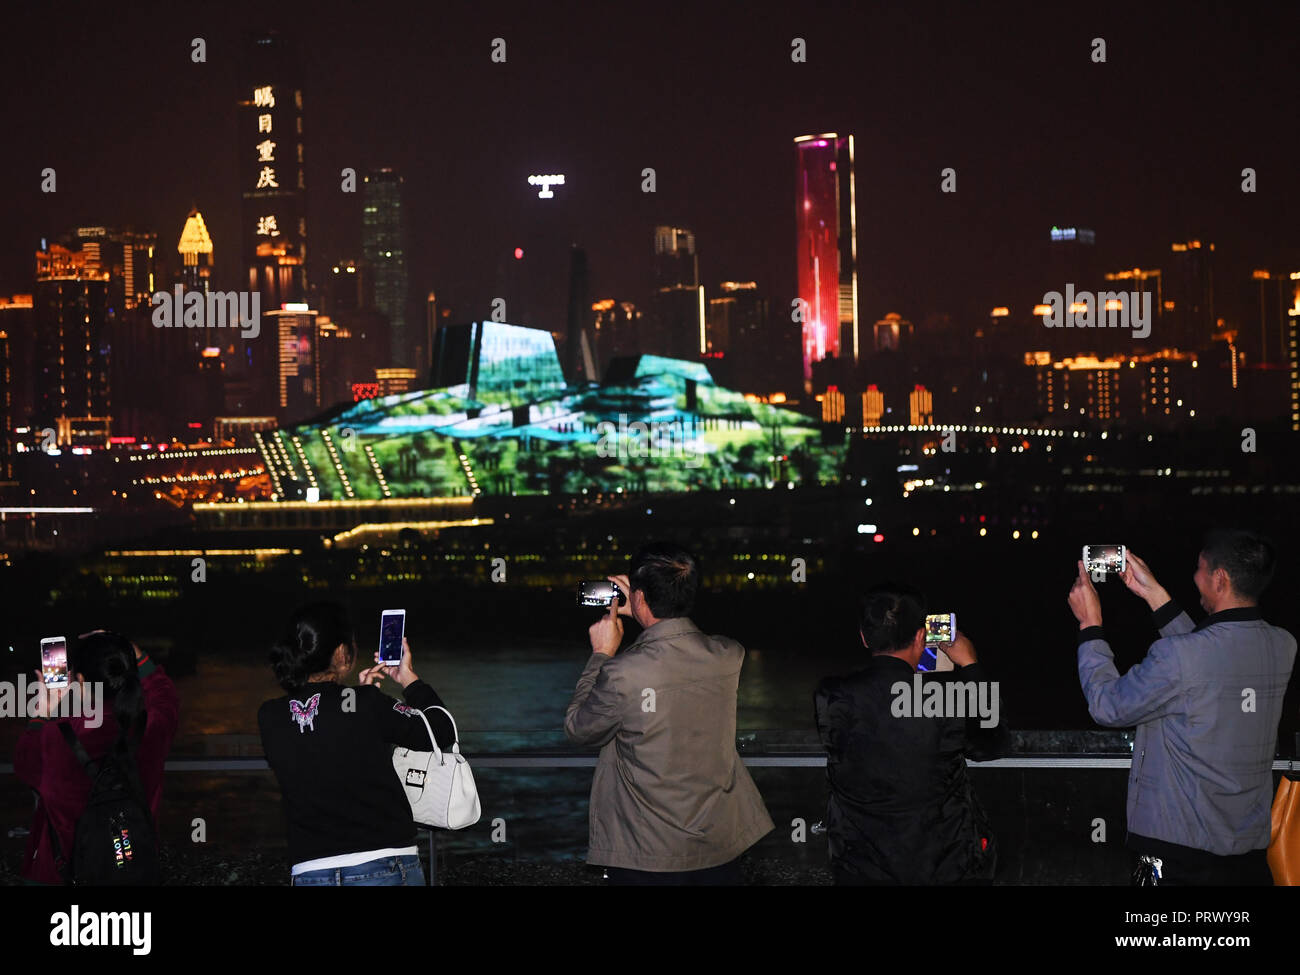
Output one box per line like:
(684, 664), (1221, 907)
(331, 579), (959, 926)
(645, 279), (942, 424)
(393, 705), (481, 830)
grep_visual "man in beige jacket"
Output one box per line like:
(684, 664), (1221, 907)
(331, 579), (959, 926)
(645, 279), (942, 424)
(564, 543), (774, 884)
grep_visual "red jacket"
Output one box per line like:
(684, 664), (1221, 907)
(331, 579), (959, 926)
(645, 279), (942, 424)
(13, 655), (179, 883)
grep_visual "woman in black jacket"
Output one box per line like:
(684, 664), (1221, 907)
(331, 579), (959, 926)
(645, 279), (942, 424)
(813, 584), (1009, 885)
(258, 601), (457, 886)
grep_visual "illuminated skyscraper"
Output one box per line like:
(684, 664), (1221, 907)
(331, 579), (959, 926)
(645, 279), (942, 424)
(70, 226), (157, 312)
(794, 133), (858, 391)
(362, 168), (409, 365)
(177, 209), (214, 294)
(241, 31), (307, 309)
(1288, 272), (1299, 432)
(0, 326), (11, 480)
(0, 295), (35, 433)
(34, 245), (112, 444)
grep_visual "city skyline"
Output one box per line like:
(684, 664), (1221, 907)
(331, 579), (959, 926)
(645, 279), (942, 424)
(2, 2), (1296, 343)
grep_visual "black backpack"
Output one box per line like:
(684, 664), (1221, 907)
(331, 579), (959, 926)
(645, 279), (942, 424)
(50, 719), (159, 885)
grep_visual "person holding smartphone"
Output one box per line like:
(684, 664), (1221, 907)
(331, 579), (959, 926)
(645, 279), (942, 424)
(14, 630), (179, 884)
(257, 601), (458, 886)
(814, 584), (1009, 885)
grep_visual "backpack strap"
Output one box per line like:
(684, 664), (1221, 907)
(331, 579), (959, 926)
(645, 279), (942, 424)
(57, 722), (93, 769)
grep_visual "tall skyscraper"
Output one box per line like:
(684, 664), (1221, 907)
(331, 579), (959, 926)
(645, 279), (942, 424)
(34, 245), (112, 444)
(264, 304), (320, 422)
(0, 325), (11, 480)
(0, 295), (35, 433)
(71, 226), (157, 312)
(177, 209), (214, 294)
(648, 225), (703, 361)
(241, 31), (307, 309)
(1287, 272), (1299, 432)
(653, 226), (698, 291)
(362, 168), (409, 365)
(794, 133), (858, 390)
(566, 246), (593, 382)
(1167, 239), (1214, 353)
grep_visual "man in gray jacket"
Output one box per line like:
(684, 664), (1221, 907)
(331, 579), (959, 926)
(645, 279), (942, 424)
(1068, 530), (1296, 885)
(565, 543), (774, 884)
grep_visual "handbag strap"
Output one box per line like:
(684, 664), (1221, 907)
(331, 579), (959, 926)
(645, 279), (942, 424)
(408, 705), (462, 757)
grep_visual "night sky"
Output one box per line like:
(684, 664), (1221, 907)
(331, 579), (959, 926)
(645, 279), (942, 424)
(2, 0), (1297, 334)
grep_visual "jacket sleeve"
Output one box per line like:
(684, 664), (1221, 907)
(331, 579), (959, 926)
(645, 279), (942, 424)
(564, 653), (623, 747)
(951, 662), (1010, 761)
(380, 681), (457, 750)
(138, 655), (180, 749)
(1151, 599), (1195, 639)
(1077, 627), (1183, 727)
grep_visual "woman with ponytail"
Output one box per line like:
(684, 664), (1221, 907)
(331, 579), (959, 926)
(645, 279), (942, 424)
(14, 629), (180, 884)
(257, 601), (458, 886)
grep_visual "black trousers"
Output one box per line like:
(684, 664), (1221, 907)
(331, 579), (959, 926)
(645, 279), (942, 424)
(604, 858), (742, 886)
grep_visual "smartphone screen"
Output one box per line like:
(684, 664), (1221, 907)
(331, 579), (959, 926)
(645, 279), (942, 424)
(1084, 545), (1126, 575)
(378, 610), (405, 665)
(41, 637), (68, 686)
(924, 613), (955, 645)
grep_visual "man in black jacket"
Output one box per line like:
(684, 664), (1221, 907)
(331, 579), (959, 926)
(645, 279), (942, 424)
(814, 584), (1009, 885)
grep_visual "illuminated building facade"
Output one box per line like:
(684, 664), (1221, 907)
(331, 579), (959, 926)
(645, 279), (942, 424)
(177, 210), (213, 294)
(34, 245), (112, 444)
(0, 326), (11, 479)
(263, 304), (319, 422)
(1287, 272), (1299, 431)
(862, 385), (884, 427)
(0, 296), (35, 433)
(266, 321), (846, 501)
(794, 133), (858, 390)
(821, 386), (845, 423)
(241, 31), (307, 310)
(909, 385), (933, 426)
(362, 169), (409, 365)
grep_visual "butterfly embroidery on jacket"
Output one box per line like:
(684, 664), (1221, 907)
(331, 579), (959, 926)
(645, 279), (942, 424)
(289, 693), (322, 733)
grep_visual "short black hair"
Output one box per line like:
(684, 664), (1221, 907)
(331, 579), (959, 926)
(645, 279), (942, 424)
(629, 543), (699, 619)
(1200, 530), (1277, 602)
(859, 583), (926, 654)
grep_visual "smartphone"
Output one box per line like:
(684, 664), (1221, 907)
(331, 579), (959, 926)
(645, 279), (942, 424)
(577, 580), (625, 608)
(378, 610), (406, 665)
(41, 636), (68, 686)
(924, 613), (956, 645)
(1083, 544), (1126, 576)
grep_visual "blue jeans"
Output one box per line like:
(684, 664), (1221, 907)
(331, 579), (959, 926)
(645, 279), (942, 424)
(292, 854), (425, 886)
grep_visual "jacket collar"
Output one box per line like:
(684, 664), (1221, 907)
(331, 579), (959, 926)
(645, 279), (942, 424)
(627, 616), (700, 649)
(867, 653), (916, 674)
(1194, 606), (1263, 632)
